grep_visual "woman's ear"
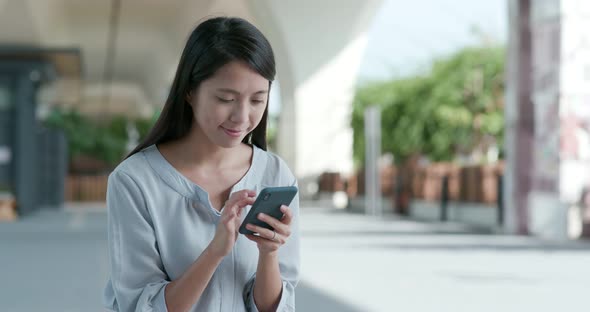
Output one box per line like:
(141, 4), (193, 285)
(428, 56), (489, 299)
(186, 90), (195, 107)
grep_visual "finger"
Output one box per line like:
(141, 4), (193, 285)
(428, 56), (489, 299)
(234, 196), (256, 207)
(229, 189), (256, 201)
(224, 190), (256, 211)
(279, 205), (293, 225)
(245, 234), (260, 242)
(225, 190), (254, 207)
(257, 213), (290, 236)
(245, 234), (274, 245)
(226, 197), (256, 217)
(245, 224), (283, 243)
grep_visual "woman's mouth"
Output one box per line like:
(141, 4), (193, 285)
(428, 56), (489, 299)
(221, 126), (244, 138)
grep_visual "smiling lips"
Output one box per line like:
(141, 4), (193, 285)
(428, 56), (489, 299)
(221, 126), (245, 137)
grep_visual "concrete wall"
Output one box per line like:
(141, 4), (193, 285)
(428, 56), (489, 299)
(410, 200), (500, 230)
(248, 0), (382, 179)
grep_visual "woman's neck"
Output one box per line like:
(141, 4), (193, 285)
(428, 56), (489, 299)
(165, 125), (250, 172)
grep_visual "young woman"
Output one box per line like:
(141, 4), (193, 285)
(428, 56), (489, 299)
(103, 17), (300, 312)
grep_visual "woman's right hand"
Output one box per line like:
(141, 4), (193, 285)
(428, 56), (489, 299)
(208, 189), (256, 258)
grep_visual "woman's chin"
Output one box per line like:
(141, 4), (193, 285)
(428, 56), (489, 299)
(215, 137), (245, 148)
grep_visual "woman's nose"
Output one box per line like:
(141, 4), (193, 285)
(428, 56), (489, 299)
(229, 102), (248, 123)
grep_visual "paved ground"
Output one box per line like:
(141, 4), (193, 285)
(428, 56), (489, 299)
(298, 206), (590, 312)
(1, 202), (590, 311)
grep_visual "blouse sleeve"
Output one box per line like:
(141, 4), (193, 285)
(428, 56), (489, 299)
(103, 170), (170, 312)
(243, 179), (301, 312)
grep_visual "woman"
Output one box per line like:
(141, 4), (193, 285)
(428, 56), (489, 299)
(103, 17), (299, 312)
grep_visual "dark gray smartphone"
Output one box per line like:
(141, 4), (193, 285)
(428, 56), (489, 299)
(239, 186), (298, 235)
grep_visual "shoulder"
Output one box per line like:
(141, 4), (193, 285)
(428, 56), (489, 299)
(108, 145), (155, 185)
(256, 147), (297, 186)
(106, 147), (156, 209)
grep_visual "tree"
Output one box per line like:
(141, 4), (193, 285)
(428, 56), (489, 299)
(352, 45), (505, 167)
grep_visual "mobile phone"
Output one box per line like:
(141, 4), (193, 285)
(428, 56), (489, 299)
(239, 186), (298, 235)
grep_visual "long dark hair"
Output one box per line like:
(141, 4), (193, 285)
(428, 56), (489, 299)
(127, 17), (275, 158)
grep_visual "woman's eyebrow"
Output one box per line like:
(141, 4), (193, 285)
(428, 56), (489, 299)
(216, 88), (268, 95)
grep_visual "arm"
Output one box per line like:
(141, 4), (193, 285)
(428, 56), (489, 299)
(105, 170), (171, 311)
(163, 190), (257, 312)
(106, 171), (255, 312)
(244, 182), (301, 312)
(252, 252), (283, 311)
(163, 247), (223, 312)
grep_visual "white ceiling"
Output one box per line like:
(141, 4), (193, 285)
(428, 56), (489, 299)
(0, 0), (258, 113)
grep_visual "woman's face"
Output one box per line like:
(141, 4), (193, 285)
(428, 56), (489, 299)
(188, 61), (269, 148)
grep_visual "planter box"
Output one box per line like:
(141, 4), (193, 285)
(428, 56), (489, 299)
(347, 161), (505, 206)
(318, 172), (345, 193)
(65, 174), (109, 202)
(348, 165), (396, 197)
(421, 163), (460, 201)
(0, 194), (17, 221)
(410, 199), (499, 229)
(459, 162), (504, 203)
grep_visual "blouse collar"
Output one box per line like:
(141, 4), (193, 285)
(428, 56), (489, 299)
(142, 144), (266, 205)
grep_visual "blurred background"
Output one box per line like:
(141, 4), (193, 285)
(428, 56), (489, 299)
(1, 0), (590, 311)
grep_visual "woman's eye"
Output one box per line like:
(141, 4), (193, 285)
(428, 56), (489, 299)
(217, 97), (234, 103)
(251, 99), (265, 105)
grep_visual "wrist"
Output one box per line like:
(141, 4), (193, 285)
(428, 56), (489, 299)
(258, 250), (279, 261)
(205, 243), (228, 261)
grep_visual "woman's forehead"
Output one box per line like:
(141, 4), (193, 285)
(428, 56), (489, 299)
(206, 61), (269, 93)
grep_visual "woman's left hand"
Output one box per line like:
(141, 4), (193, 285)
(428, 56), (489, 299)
(245, 205), (292, 254)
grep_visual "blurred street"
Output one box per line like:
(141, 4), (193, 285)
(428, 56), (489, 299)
(1, 203), (590, 312)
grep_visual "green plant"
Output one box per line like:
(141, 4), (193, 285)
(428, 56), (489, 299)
(352, 45), (505, 166)
(43, 108), (157, 167)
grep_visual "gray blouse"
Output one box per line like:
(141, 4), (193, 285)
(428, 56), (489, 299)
(103, 144), (300, 312)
